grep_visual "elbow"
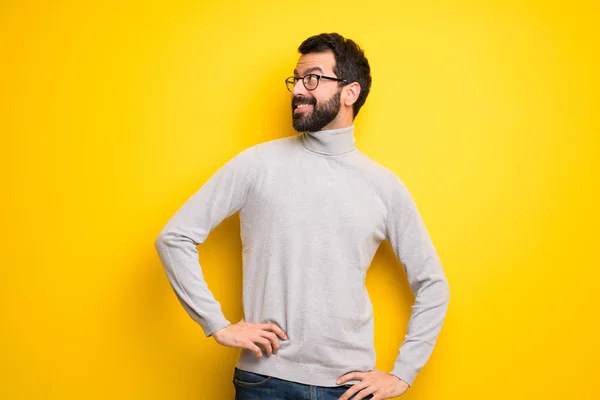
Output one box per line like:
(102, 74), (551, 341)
(154, 227), (198, 253)
(154, 227), (173, 253)
(432, 273), (450, 312)
(441, 277), (450, 306)
(433, 260), (450, 306)
(424, 272), (450, 309)
(412, 272), (450, 311)
(154, 229), (166, 250)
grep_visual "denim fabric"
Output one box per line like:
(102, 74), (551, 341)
(233, 368), (373, 400)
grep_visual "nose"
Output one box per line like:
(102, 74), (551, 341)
(292, 78), (309, 96)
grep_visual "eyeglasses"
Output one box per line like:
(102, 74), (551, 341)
(285, 74), (348, 92)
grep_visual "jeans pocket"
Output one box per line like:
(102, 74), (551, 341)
(233, 368), (273, 387)
(332, 385), (373, 400)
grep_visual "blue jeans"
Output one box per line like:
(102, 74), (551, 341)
(233, 368), (374, 400)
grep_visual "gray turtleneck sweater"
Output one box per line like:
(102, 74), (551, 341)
(154, 125), (449, 387)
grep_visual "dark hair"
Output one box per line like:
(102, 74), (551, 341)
(298, 33), (371, 118)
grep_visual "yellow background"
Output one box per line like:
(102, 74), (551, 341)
(2, 0), (599, 399)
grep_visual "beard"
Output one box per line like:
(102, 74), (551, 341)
(292, 90), (342, 132)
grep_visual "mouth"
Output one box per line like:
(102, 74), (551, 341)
(294, 103), (313, 114)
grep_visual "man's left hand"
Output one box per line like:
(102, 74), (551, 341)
(336, 368), (409, 399)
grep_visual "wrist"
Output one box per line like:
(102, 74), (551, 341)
(389, 373), (410, 389)
(211, 324), (230, 339)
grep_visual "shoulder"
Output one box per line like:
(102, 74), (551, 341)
(252, 134), (301, 154)
(236, 135), (300, 157)
(230, 134), (293, 156)
(227, 134), (301, 170)
(353, 151), (407, 192)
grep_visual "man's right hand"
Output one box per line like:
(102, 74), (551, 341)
(212, 319), (288, 359)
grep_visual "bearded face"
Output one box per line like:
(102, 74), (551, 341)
(291, 89), (342, 132)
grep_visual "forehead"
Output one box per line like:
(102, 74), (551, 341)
(293, 51), (336, 76)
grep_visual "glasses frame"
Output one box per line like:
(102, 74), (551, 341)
(285, 74), (349, 92)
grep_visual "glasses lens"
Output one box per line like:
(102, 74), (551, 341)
(304, 74), (319, 90)
(285, 78), (295, 92)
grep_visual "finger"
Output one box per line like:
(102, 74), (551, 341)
(246, 343), (262, 359)
(260, 331), (280, 353)
(255, 337), (273, 357)
(261, 323), (288, 340)
(339, 382), (369, 400)
(354, 384), (377, 400)
(337, 372), (364, 385)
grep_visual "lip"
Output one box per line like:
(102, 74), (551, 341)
(294, 104), (313, 113)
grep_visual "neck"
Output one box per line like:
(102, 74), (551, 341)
(300, 125), (356, 155)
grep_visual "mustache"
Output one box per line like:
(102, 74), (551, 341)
(292, 96), (316, 108)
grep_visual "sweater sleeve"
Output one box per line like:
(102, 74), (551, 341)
(384, 176), (450, 387)
(154, 146), (258, 337)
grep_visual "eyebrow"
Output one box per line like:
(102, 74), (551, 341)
(293, 66), (324, 76)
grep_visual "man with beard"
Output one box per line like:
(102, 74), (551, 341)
(155, 33), (450, 400)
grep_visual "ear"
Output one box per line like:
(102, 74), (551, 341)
(342, 82), (361, 106)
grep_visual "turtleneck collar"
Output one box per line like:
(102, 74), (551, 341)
(300, 125), (357, 156)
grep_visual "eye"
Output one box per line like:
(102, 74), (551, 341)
(306, 75), (319, 85)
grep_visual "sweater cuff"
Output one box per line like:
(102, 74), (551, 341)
(389, 372), (411, 389)
(201, 316), (232, 337)
(390, 364), (417, 387)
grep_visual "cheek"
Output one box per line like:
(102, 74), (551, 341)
(313, 95), (324, 106)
